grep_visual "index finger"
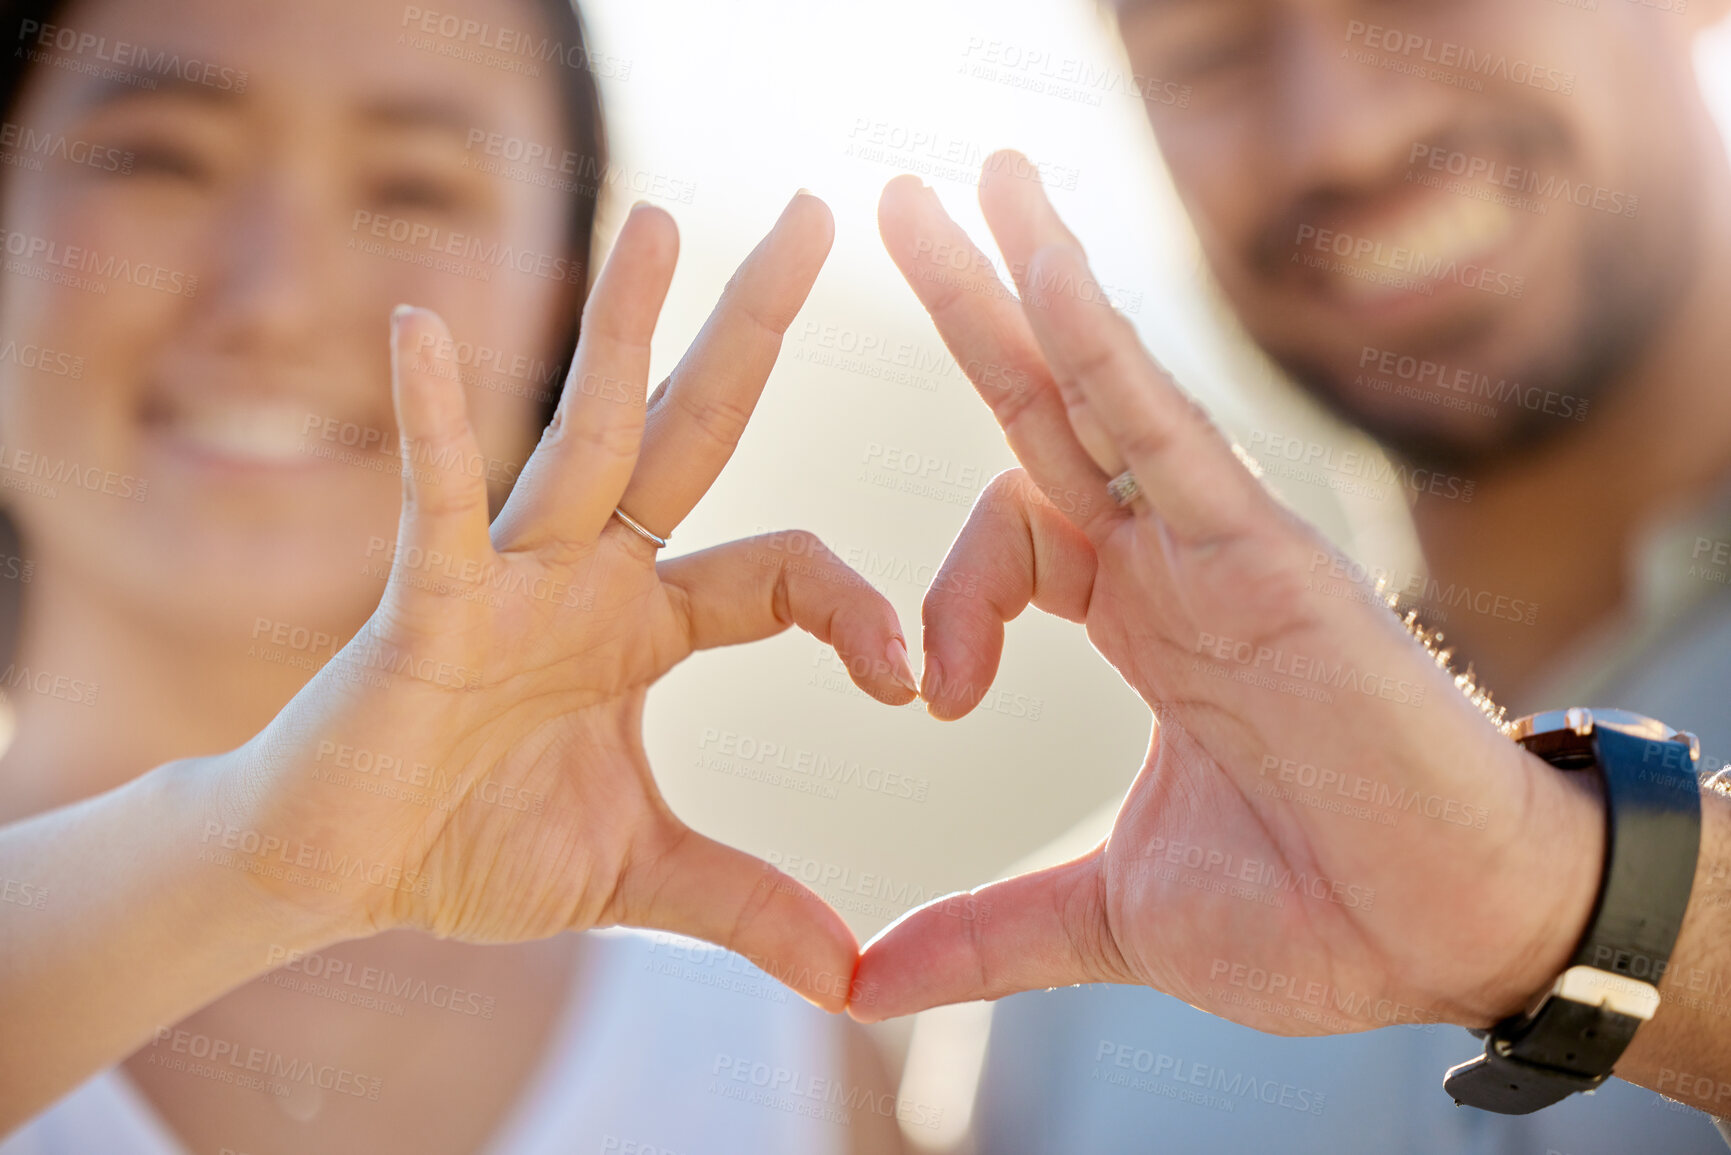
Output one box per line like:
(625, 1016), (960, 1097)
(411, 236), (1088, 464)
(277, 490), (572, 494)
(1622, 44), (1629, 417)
(982, 156), (1267, 542)
(878, 176), (1120, 541)
(617, 191), (836, 538)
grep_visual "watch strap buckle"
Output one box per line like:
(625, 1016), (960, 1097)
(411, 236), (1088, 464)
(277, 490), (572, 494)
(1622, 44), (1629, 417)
(1443, 1049), (1609, 1115)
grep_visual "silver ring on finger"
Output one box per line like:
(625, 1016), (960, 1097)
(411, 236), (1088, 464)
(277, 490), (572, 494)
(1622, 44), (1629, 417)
(1106, 469), (1142, 509)
(612, 506), (669, 549)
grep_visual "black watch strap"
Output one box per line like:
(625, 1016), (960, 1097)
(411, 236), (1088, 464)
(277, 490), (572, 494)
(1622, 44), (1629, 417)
(1444, 716), (1702, 1114)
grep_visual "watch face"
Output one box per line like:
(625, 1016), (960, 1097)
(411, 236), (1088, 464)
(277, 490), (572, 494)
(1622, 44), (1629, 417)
(1509, 708), (1699, 767)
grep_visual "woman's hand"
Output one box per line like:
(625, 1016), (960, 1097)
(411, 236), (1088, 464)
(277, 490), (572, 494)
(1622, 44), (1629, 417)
(850, 162), (1605, 1033)
(219, 193), (914, 1010)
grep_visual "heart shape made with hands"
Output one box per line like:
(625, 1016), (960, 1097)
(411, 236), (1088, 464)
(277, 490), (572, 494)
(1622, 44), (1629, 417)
(293, 165), (1594, 1033)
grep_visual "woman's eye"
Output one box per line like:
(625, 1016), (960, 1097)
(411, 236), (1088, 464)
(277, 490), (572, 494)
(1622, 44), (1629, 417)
(1169, 34), (1263, 84)
(372, 174), (462, 213)
(122, 142), (211, 183)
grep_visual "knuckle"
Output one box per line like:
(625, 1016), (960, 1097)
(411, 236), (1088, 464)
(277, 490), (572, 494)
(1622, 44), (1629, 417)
(672, 388), (753, 450)
(989, 372), (1049, 433)
(1118, 422), (1177, 466)
(981, 467), (1031, 504)
(781, 529), (832, 562)
(548, 414), (640, 462)
(1063, 338), (1120, 390)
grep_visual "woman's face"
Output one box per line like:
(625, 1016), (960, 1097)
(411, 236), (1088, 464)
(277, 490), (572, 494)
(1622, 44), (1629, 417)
(0, 0), (580, 638)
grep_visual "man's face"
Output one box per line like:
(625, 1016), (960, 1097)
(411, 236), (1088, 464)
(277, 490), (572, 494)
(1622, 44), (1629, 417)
(1119, 0), (1715, 466)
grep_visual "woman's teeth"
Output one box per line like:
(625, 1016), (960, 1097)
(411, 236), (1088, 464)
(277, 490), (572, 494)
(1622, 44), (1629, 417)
(160, 399), (323, 464)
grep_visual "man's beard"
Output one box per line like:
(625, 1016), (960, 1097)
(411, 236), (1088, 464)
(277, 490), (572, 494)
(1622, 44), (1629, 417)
(1271, 204), (1698, 476)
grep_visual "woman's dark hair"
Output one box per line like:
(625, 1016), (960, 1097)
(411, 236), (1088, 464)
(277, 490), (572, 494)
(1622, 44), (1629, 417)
(0, 0), (607, 664)
(0, 0), (607, 427)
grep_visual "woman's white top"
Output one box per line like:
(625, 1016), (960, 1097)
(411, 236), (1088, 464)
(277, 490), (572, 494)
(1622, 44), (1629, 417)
(0, 930), (851, 1155)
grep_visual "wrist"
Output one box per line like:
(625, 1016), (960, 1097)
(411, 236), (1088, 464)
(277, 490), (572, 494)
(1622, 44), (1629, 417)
(1461, 745), (1607, 1027)
(172, 750), (371, 956)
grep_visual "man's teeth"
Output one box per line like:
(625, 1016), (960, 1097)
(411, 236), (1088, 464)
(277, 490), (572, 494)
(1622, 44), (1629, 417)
(1386, 194), (1513, 264)
(165, 400), (322, 463)
(1326, 194), (1517, 302)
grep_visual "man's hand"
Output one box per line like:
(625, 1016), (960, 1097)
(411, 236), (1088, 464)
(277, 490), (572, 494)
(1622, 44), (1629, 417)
(851, 158), (1605, 1036)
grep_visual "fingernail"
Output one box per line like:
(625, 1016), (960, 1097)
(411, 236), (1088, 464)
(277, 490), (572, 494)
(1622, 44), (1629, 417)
(887, 638), (918, 695)
(392, 303), (417, 326)
(795, 187), (815, 199)
(918, 653), (942, 705)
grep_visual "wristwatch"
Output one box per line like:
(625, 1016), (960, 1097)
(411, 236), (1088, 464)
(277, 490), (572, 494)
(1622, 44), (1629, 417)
(1443, 708), (1703, 1114)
